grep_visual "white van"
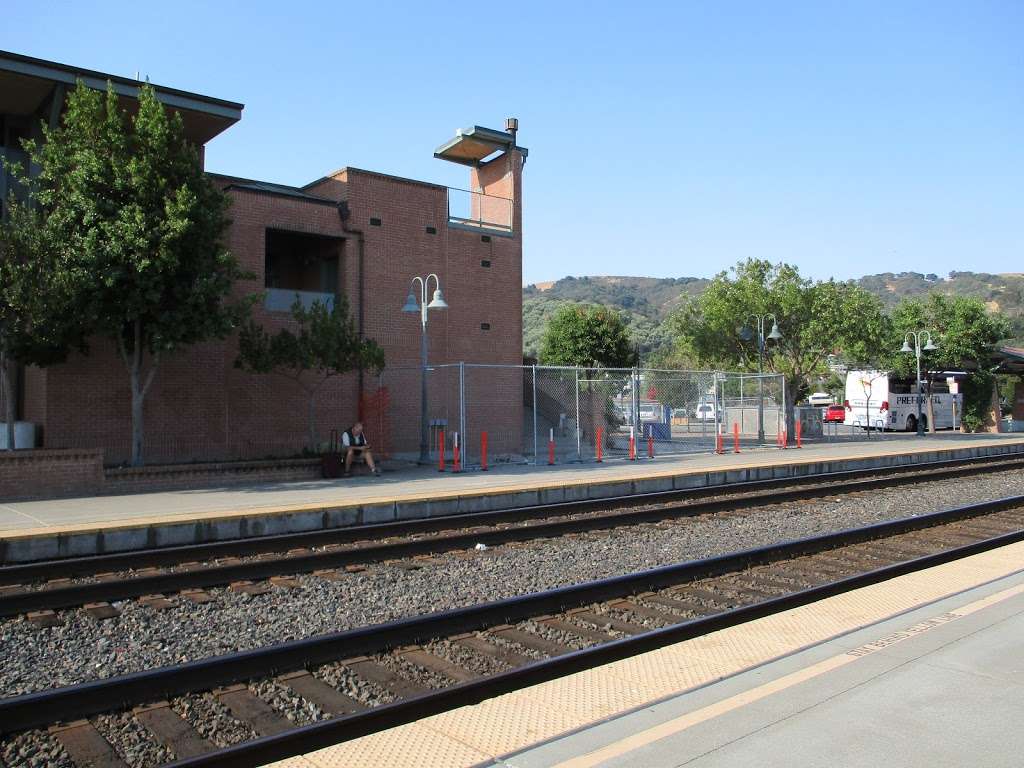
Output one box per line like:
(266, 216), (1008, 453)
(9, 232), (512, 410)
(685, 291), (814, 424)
(807, 392), (834, 407)
(844, 370), (962, 431)
(693, 401), (717, 421)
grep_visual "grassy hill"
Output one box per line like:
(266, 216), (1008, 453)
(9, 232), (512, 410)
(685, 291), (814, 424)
(522, 272), (1024, 360)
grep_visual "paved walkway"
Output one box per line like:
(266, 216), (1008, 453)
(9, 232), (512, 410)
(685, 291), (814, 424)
(1, 433), (1022, 538)
(266, 538), (1024, 768)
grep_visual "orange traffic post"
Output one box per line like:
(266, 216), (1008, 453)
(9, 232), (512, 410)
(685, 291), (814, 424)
(647, 427), (654, 459)
(548, 428), (555, 465)
(438, 429), (446, 471)
(628, 427), (636, 461)
(453, 431), (461, 472)
(480, 431), (488, 471)
(715, 425), (724, 455)
(733, 422), (741, 453)
(596, 427), (603, 462)
(795, 419), (803, 448)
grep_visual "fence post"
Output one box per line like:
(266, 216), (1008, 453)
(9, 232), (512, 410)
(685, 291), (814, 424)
(596, 426), (603, 462)
(459, 362), (466, 467)
(575, 366), (582, 460)
(631, 367), (639, 436)
(481, 431), (488, 471)
(438, 429), (446, 471)
(532, 365), (538, 465)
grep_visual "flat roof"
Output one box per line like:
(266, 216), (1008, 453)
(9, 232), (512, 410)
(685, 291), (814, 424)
(210, 173), (337, 206)
(0, 50), (242, 145)
(434, 125), (528, 167)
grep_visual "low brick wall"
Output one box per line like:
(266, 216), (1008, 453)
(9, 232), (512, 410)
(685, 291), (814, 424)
(105, 458), (322, 494)
(0, 449), (105, 501)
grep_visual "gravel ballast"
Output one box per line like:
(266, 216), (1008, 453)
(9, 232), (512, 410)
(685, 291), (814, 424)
(2, 470), (1023, 698)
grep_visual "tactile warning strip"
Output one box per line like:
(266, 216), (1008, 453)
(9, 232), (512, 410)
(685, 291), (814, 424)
(264, 539), (1024, 768)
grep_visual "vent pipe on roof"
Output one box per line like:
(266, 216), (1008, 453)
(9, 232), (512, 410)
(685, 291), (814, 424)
(506, 117), (518, 145)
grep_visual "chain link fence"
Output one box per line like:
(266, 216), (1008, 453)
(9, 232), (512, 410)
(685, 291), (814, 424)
(375, 364), (789, 465)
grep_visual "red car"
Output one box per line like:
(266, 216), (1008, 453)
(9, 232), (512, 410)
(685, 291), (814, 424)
(823, 404), (846, 423)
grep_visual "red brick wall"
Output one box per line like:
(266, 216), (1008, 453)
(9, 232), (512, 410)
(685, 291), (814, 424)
(0, 448), (104, 500)
(27, 150), (525, 465)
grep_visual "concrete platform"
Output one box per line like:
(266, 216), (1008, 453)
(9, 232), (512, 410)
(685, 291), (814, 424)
(266, 536), (1024, 768)
(2, 433), (1023, 563)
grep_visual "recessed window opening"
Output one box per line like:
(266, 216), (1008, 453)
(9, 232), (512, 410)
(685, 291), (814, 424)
(264, 229), (342, 312)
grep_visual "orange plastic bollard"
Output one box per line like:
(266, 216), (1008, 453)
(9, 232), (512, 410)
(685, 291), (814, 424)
(596, 427), (603, 462)
(732, 422), (739, 453)
(438, 429), (446, 471)
(715, 427), (724, 455)
(481, 431), (488, 471)
(647, 432), (654, 459)
(453, 432), (461, 472)
(628, 427), (636, 461)
(795, 419), (802, 448)
(548, 428), (555, 465)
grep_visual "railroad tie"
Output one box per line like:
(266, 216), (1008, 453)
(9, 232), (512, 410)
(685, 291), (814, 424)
(133, 701), (214, 759)
(276, 671), (366, 716)
(137, 594), (174, 611)
(342, 657), (429, 699)
(539, 616), (616, 643)
(213, 685), (292, 737)
(26, 609), (60, 628)
(568, 610), (647, 636)
(179, 589), (214, 604)
(607, 599), (681, 625)
(83, 602), (120, 620)
(451, 634), (533, 667)
(489, 626), (575, 655)
(396, 648), (480, 683)
(48, 720), (127, 768)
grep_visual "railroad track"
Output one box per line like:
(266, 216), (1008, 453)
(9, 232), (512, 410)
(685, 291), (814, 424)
(2, 452), (1023, 623)
(2, 495), (1023, 768)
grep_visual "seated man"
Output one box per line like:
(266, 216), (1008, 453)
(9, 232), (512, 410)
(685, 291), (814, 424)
(342, 421), (380, 477)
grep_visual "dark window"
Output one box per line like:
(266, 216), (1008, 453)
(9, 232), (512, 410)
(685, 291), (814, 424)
(264, 229), (342, 312)
(481, 259), (491, 268)
(481, 235), (491, 243)
(425, 226), (437, 235)
(480, 323), (491, 331)
(369, 217), (382, 226)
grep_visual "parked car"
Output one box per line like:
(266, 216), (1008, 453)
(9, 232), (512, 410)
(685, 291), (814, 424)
(693, 402), (717, 421)
(823, 404), (846, 423)
(807, 392), (834, 407)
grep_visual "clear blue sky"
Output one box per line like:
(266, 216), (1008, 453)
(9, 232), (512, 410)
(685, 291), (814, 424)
(6, 1), (1022, 285)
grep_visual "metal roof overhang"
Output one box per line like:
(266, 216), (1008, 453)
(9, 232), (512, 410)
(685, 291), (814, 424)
(0, 50), (242, 145)
(434, 125), (526, 167)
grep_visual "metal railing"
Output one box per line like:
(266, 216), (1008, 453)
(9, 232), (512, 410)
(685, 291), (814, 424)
(446, 187), (513, 233)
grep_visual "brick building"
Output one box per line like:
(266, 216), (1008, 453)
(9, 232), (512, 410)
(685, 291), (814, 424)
(1, 50), (526, 464)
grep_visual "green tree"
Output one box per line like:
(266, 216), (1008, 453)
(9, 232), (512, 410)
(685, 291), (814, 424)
(886, 294), (1010, 432)
(668, 259), (890, 435)
(18, 81), (254, 465)
(539, 304), (634, 368)
(0, 201), (84, 450)
(235, 297), (385, 450)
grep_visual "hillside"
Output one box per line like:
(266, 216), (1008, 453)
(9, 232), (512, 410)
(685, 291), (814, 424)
(522, 272), (1024, 359)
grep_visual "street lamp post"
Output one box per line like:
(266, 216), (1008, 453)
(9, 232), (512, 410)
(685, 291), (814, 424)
(402, 274), (448, 462)
(900, 331), (937, 437)
(743, 314), (783, 442)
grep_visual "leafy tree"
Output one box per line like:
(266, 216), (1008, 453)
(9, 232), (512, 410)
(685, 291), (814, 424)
(235, 297), (385, 450)
(886, 294), (1010, 432)
(667, 259), (890, 435)
(539, 304), (634, 368)
(17, 81), (254, 465)
(0, 201), (84, 450)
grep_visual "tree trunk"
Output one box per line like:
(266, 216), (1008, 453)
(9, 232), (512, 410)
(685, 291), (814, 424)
(0, 347), (15, 452)
(125, 321), (160, 467)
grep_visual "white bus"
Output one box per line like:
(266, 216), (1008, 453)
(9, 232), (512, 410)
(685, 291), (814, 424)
(843, 370), (962, 432)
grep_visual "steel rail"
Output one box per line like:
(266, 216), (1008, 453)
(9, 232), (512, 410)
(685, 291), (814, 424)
(168, 524), (1024, 768)
(4, 451), (1023, 579)
(1, 493), (1021, 736)
(2, 454), (1023, 617)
